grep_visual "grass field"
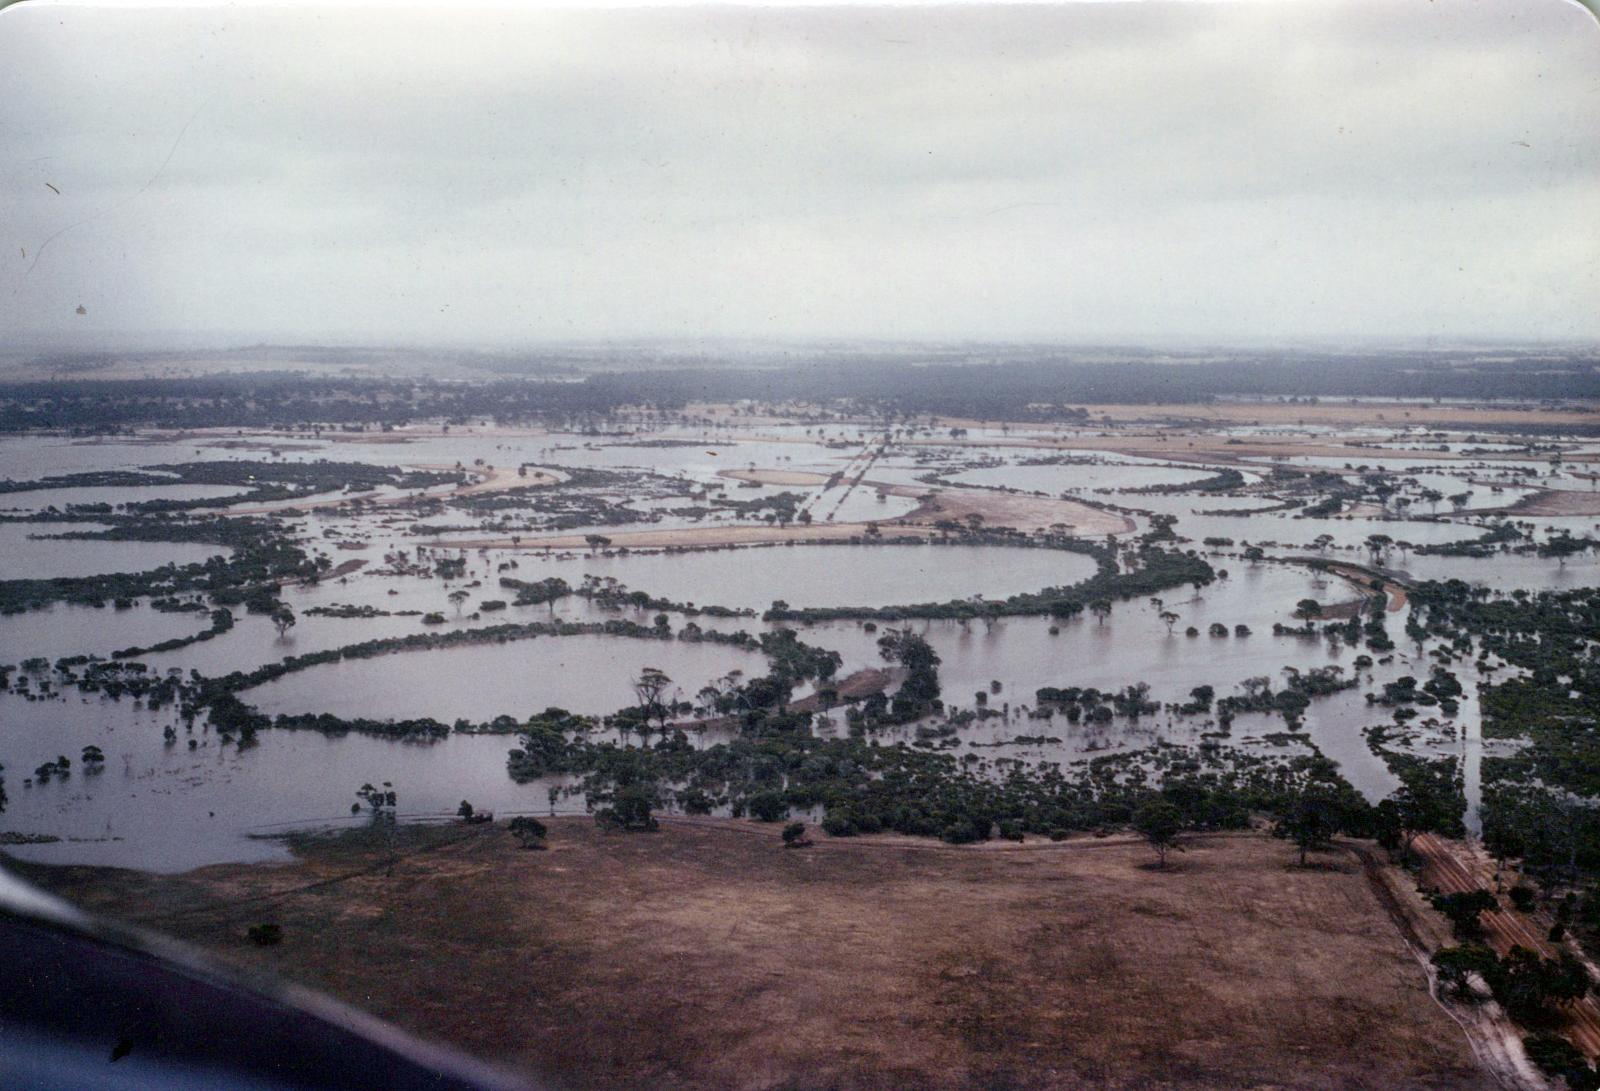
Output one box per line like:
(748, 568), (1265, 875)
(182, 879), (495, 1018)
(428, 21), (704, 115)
(16, 820), (1497, 1091)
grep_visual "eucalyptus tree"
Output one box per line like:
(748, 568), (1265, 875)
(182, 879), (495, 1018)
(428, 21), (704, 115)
(1134, 799), (1185, 868)
(632, 667), (675, 733)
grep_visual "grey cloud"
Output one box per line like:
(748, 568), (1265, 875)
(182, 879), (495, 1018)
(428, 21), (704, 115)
(0, 0), (1596, 347)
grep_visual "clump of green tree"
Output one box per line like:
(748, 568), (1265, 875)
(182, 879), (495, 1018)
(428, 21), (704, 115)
(1523, 1033), (1599, 1091)
(1035, 683), (1158, 723)
(1271, 770), (1368, 865)
(848, 629), (941, 730)
(1431, 943), (1591, 1029)
(0, 515), (316, 615)
(1214, 666), (1355, 731)
(763, 541), (1212, 624)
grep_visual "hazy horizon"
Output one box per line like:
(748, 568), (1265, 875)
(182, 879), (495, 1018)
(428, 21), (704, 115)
(6, 330), (1599, 359)
(3, 1), (1598, 350)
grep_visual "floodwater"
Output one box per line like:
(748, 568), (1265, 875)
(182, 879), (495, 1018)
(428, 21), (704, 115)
(0, 692), (552, 871)
(0, 483), (248, 513)
(952, 460), (1216, 494)
(0, 602), (206, 663)
(245, 633), (768, 723)
(0, 522), (229, 580)
(0, 422), (1588, 869)
(506, 543), (1100, 612)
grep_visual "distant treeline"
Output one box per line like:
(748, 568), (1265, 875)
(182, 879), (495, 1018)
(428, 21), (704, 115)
(1, 352), (1598, 431)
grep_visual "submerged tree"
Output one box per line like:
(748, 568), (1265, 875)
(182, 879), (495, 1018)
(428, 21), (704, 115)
(632, 667), (675, 734)
(354, 780), (400, 872)
(876, 628), (942, 721)
(355, 781), (398, 814)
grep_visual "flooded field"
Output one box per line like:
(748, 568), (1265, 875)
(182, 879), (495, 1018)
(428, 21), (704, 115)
(510, 543), (1100, 611)
(0, 522), (230, 580)
(0, 409), (1588, 869)
(245, 633), (770, 723)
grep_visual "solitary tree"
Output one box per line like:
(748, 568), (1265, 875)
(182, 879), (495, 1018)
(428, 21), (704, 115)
(1294, 598), (1323, 623)
(1090, 599), (1113, 626)
(508, 815), (548, 849)
(270, 604), (296, 638)
(1134, 799), (1185, 868)
(247, 923), (284, 947)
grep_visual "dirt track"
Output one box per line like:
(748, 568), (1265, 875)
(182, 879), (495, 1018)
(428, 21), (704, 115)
(1350, 842), (1549, 1091)
(1416, 833), (1600, 1058)
(1311, 560), (1410, 614)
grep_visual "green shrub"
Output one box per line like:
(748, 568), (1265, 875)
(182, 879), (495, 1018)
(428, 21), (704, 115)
(508, 815), (547, 848)
(247, 923), (283, 947)
(747, 790), (789, 823)
(1524, 1034), (1598, 1090)
(821, 809), (856, 837)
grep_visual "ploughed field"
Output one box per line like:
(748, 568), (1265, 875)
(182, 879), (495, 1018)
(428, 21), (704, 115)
(18, 820), (1494, 1091)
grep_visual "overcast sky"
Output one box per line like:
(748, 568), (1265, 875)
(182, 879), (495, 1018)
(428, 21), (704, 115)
(1, 0), (1597, 349)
